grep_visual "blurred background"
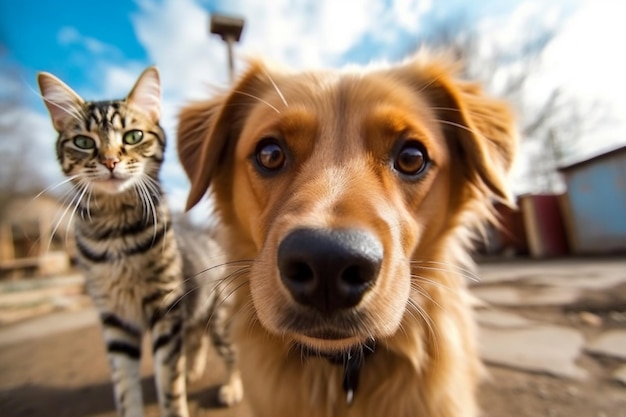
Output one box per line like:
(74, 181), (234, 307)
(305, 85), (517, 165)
(2, 0), (624, 279)
(0, 1), (625, 416)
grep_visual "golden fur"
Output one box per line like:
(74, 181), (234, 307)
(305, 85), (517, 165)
(177, 55), (516, 417)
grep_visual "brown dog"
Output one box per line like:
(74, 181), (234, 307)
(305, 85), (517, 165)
(177, 54), (516, 417)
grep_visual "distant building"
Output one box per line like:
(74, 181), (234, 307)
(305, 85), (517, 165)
(559, 144), (626, 254)
(0, 194), (73, 278)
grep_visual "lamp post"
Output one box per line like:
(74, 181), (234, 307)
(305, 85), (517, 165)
(210, 14), (245, 83)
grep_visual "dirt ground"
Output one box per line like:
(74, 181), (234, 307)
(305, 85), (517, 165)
(0, 310), (624, 417)
(1, 266), (625, 417)
(480, 305), (626, 417)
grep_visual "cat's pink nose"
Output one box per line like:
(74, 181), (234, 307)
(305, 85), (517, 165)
(101, 158), (119, 171)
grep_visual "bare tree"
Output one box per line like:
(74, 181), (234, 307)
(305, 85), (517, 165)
(416, 16), (604, 194)
(0, 54), (46, 219)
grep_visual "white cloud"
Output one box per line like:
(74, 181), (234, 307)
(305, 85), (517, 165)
(128, 0), (437, 209)
(211, 0), (432, 68)
(539, 0), (626, 146)
(20, 0), (626, 202)
(391, 0), (433, 34)
(58, 26), (123, 57)
(57, 26), (83, 46)
(132, 0), (434, 94)
(100, 62), (149, 98)
(132, 0), (229, 99)
(55, 27), (147, 104)
(462, 0), (626, 194)
(472, 0), (626, 158)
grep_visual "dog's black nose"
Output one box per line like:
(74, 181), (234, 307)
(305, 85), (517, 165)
(277, 228), (383, 313)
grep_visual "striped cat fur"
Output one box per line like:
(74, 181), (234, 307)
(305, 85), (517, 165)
(37, 67), (242, 417)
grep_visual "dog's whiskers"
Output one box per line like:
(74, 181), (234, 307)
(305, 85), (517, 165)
(157, 260), (252, 315)
(209, 267), (251, 309)
(263, 68), (289, 108)
(433, 119), (487, 142)
(231, 90), (281, 114)
(191, 259), (255, 281)
(201, 268), (251, 334)
(410, 279), (447, 311)
(429, 106), (464, 113)
(232, 299), (259, 337)
(411, 260), (481, 283)
(410, 275), (458, 295)
(406, 298), (440, 360)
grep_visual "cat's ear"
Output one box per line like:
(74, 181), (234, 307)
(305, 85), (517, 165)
(37, 72), (84, 132)
(127, 66), (161, 123)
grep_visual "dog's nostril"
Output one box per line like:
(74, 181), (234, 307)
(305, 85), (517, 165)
(341, 265), (365, 286)
(284, 261), (314, 283)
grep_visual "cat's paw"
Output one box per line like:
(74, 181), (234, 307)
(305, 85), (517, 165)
(185, 334), (208, 382)
(185, 351), (207, 382)
(217, 375), (244, 407)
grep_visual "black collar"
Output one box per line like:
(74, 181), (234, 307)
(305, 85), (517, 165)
(303, 339), (376, 405)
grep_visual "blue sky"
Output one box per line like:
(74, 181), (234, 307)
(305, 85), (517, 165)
(2, 0), (526, 106)
(2, 0), (624, 211)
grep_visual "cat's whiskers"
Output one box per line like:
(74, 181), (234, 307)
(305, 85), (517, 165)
(47, 179), (88, 253)
(64, 179), (91, 247)
(31, 175), (79, 202)
(84, 185), (94, 222)
(138, 173), (167, 251)
(141, 174), (162, 198)
(48, 98), (83, 124)
(133, 185), (149, 226)
(26, 82), (84, 124)
(18, 176), (80, 245)
(135, 180), (158, 244)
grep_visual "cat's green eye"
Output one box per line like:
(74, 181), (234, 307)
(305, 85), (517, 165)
(73, 135), (96, 150)
(123, 130), (144, 145)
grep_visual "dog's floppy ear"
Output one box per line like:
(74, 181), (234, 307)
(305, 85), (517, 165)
(177, 61), (267, 210)
(177, 98), (222, 199)
(394, 57), (517, 205)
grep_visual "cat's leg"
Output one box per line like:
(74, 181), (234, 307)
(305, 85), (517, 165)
(101, 313), (144, 417)
(207, 296), (243, 407)
(184, 322), (209, 382)
(150, 305), (189, 417)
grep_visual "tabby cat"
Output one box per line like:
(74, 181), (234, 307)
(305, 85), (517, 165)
(37, 68), (242, 417)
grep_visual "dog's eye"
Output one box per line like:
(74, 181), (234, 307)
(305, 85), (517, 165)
(394, 141), (429, 177)
(255, 138), (286, 173)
